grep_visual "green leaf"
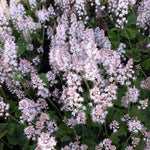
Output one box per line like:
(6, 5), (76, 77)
(14, 71), (23, 81)
(110, 28), (118, 32)
(107, 30), (120, 42)
(136, 37), (150, 53)
(60, 134), (71, 142)
(115, 85), (126, 107)
(133, 77), (144, 89)
(120, 30), (128, 39)
(0, 130), (8, 138)
(82, 91), (90, 102)
(58, 124), (73, 135)
(0, 142), (4, 150)
(7, 134), (19, 145)
(39, 73), (49, 88)
(85, 106), (91, 117)
(48, 110), (59, 122)
(82, 139), (97, 148)
(85, 127), (97, 139)
(142, 58), (150, 70)
(138, 109), (150, 130)
(113, 108), (126, 121)
(126, 49), (141, 62)
(126, 28), (138, 39)
(108, 30), (120, 48)
(29, 144), (37, 150)
(133, 52), (141, 62)
(117, 126), (127, 136)
(136, 140), (146, 149)
(7, 124), (25, 146)
(121, 142), (127, 148)
(37, 38), (43, 44)
(0, 123), (8, 138)
(127, 15), (136, 25)
(16, 42), (26, 55)
(7, 123), (15, 134)
(109, 133), (120, 144)
(87, 120), (100, 128)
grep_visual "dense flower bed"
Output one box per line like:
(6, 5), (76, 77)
(0, 0), (150, 150)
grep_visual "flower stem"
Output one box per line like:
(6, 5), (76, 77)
(47, 97), (63, 119)
(104, 122), (108, 137)
(0, 138), (13, 149)
(123, 27), (132, 49)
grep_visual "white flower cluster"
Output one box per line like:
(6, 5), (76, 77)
(19, 98), (40, 123)
(122, 114), (150, 149)
(3, 36), (18, 70)
(46, 71), (58, 87)
(36, 132), (57, 150)
(90, 84), (117, 124)
(95, 138), (116, 150)
(0, 37), (27, 99)
(125, 146), (134, 150)
(121, 86), (139, 108)
(0, 37), (31, 99)
(32, 55), (40, 66)
(141, 77), (150, 90)
(61, 141), (88, 150)
(8, 0), (41, 41)
(54, 0), (87, 19)
(49, 11), (136, 126)
(28, 0), (37, 9)
(138, 99), (148, 110)
(109, 120), (119, 133)
(107, 0), (136, 28)
(19, 98), (58, 145)
(94, 27), (111, 49)
(0, 96), (9, 119)
(31, 72), (49, 98)
(127, 119), (143, 133)
(117, 43), (126, 61)
(19, 58), (32, 74)
(0, 1), (149, 149)
(0, 1), (12, 44)
(36, 6), (49, 24)
(136, 0), (150, 30)
(131, 137), (140, 148)
(91, 104), (108, 124)
(61, 72), (86, 127)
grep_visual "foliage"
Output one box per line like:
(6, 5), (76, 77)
(0, 0), (150, 150)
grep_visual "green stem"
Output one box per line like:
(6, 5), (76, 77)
(9, 114), (24, 126)
(111, 106), (114, 121)
(104, 123), (108, 137)
(127, 77), (131, 114)
(42, 25), (45, 47)
(0, 87), (6, 100)
(19, 80), (33, 100)
(126, 133), (132, 144)
(80, 73), (90, 91)
(140, 69), (147, 78)
(47, 97), (63, 119)
(82, 125), (85, 137)
(131, 7), (136, 23)
(128, 102), (131, 114)
(58, 72), (63, 86)
(123, 27), (132, 49)
(117, 29), (120, 42)
(0, 138), (13, 149)
(97, 124), (102, 138)
(73, 127), (78, 137)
